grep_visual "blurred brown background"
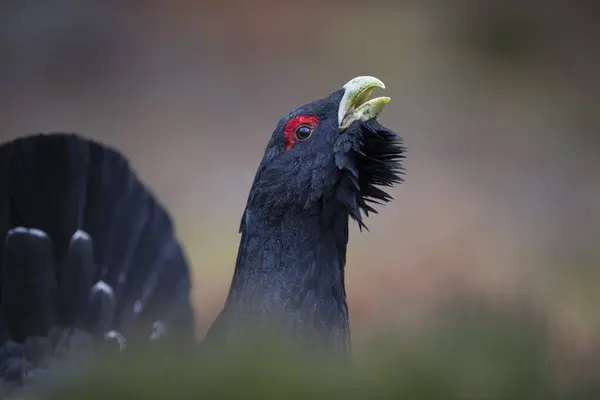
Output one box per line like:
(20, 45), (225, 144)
(1, 0), (599, 360)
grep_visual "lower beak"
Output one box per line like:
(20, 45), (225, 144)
(338, 76), (391, 132)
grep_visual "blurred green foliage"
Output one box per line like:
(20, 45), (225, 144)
(13, 298), (596, 400)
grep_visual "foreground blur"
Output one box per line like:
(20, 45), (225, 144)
(21, 299), (598, 399)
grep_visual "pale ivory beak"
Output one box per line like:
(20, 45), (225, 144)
(338, 76), (391, 132)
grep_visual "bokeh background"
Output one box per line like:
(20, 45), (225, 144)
(1, 0), (600, 397)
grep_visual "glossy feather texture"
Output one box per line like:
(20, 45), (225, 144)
(208, 100), (405, 352)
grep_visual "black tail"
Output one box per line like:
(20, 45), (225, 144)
(0, 133), (196, 388)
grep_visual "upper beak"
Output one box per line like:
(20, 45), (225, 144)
(338, 76), (391, 132)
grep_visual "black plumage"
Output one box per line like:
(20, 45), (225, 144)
(0, 134), (196, 391)
(207, 87), (405, 351)
(2, 228), (58, 342)
(0, 134), (195, 339)
(0, 77), (405, 392)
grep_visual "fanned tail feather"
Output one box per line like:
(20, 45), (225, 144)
(0, 133), (196, 392)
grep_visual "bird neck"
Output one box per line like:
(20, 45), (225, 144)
(213, 204), (351, 351)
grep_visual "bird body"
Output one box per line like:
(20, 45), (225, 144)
(0, 76), (405, 391)
(209, 77), (404, 351)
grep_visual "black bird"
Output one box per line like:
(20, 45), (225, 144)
(0, 76), (405, 390)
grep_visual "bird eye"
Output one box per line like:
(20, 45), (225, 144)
(295, 126), (313, 141)
(283, 115), (319, 150)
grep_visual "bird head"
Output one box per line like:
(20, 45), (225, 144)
(246, 76), (405, 229)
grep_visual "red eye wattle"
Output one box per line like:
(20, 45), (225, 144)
(284, 115), (319, 151)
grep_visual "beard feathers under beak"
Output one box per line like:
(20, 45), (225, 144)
(334, 118), (406, 231)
